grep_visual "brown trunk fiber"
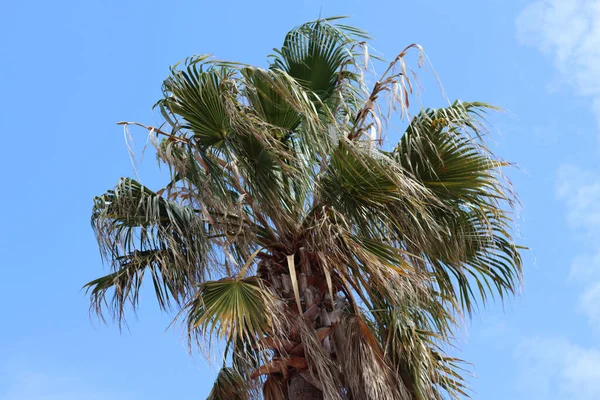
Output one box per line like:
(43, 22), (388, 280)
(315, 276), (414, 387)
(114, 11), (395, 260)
(288, 372), (323, 400)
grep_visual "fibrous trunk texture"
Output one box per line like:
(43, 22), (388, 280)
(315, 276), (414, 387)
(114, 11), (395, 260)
(288, 372), (324, 400)
(257, 249), (341, 399)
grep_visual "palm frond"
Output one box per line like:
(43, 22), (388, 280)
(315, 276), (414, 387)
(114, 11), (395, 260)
(394, 101), (505, 204)
(270, 19), (363, 100)
(393, 102), (523, 313)
(242, 67), (303, 132)
(262, 375), (287, 400)
(158, 63), (232, 148)
(86, 178), (208, 320)
(333, 314), (411, 400)
(373, 297), (469, 400)
(207, 367), (250, 400)
(186, 276), (286, 373)
(319, 139), (440, 241)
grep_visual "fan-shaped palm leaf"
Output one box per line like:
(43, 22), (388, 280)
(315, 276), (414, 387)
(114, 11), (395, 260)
(158, 64), (232, 148)
(270, 18), (367, 100)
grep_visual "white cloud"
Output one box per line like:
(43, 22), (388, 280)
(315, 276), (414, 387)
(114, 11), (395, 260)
(515, 3), (600, 398)
(554, 164), (600, 330)
(556, 164), (600, 241)
(569, 253), (600, 282)
(579, 281), (600, 330)
(517, 0), (600, 128)
(517, 337), (600, 399)
(533, 149), (600, 398)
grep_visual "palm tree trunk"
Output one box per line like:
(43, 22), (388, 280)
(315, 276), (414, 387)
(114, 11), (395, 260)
(259, 252), (331, 399)
(288, 372), (323, 400)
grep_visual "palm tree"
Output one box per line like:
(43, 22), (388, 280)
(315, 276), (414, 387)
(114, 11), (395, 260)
(86, 17), (523, 400)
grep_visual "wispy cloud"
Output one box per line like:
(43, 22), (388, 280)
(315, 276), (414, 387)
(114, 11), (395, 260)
(515, 156), (600, 399)
(579, 281), (600, 330)
(514, 80), (600, 400)
(510, 165), (600, 400)
(556, 165), (600, 312)
(515, 2), (600, 397)
(556, 165), (600, 239)
(517, 0), (600, 130)
(517, 337), (600, 400)
(568, 253), (600, 282)
(555, 164), (600, 345)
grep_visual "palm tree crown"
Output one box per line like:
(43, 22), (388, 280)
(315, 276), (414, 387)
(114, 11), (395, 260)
(86, 17), (523, 400)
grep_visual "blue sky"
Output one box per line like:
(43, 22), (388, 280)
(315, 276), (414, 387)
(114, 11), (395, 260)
(1, 0), (599, 398)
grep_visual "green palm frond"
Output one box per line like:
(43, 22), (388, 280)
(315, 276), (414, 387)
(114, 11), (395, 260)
(158, 63), (232, 148)
(225, 129), (307, 233)
(422, 208), (522, 313)
(85, 249), (177, 320)
(394, 101), (505, 203)
(319, 139), (439, 240)
(242, 67), (302, 132)
(393, 102), (523, 313)
(207, 367), (250, 400)
(371, 293), (467, 400)
(270, 18), (365, 100)
(186, 277), (280, 357)
(86, 178), (208, 319)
